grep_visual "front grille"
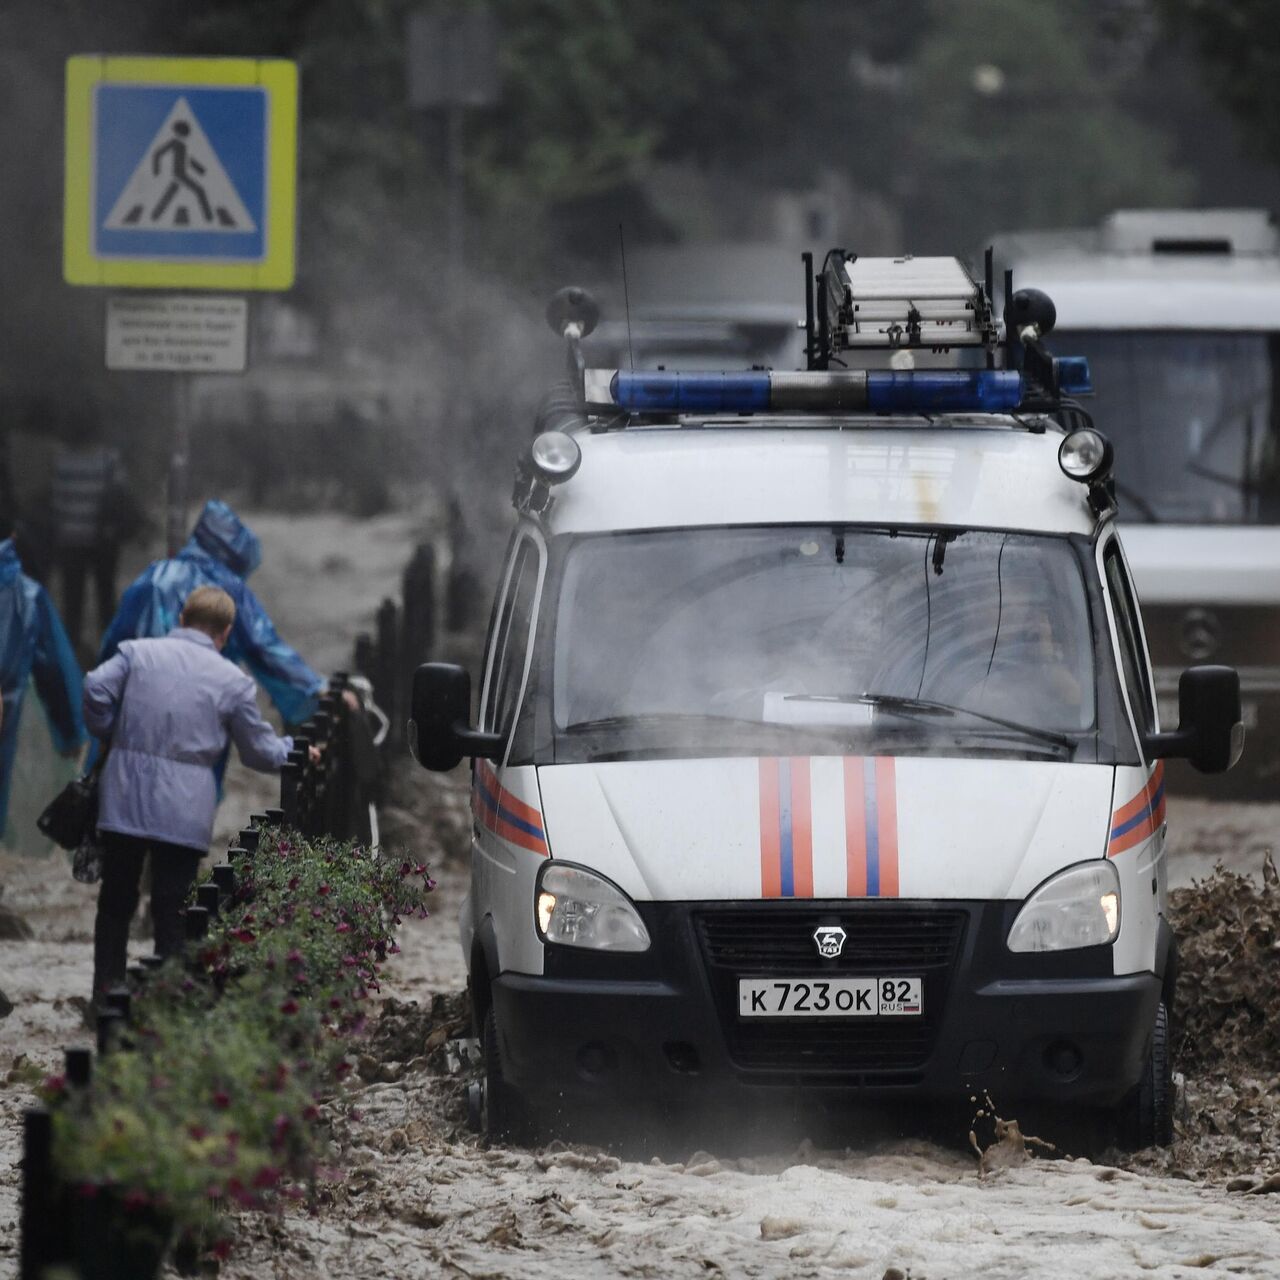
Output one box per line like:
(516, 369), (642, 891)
(694, 904), (967, 1079)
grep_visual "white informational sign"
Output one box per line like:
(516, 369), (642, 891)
(105, 294), (248, 372)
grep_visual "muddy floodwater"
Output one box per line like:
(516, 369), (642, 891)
(1, 512), (1277, 1279)
(3, 790), (1277, 1280)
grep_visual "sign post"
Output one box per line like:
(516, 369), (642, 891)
(63, 55), (298, 551)
(406, 9), (499, 293)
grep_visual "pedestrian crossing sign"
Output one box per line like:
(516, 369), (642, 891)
(63, 56), (297, 289)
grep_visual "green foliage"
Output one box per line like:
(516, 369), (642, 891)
(45, 831), (433, 1257)
(908, 0), (1194, 247)
(473, 0), (793, 205)
(1159, 0), (1280, 167)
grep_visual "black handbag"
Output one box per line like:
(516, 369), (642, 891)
(38, 749), (107, 852)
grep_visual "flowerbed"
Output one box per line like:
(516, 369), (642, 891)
(42, 829), (434, 1271)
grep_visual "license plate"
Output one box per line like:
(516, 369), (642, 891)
(738, 976), (923, 1018)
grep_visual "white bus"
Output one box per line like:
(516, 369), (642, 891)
(992, 209), (1280, 794)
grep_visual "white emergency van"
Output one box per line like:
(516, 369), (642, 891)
(409, 254), (1243, 1150)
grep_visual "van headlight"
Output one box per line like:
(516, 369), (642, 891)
(534, 863), (651, 952)
(1007, 861), (1120, 952)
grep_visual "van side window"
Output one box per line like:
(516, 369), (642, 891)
(1103, 542), (1155, 737)
(483, 539), (538, 737)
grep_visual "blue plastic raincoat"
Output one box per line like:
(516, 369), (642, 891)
(97, 501), (323, 726)
(0, 538), (86, 836)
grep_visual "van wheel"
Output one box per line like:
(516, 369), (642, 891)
(1117, 1001), (1173, 1150)
(482, 1006), (530, 1145)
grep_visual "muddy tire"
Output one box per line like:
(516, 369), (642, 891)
(1117, 1001), (1173, 1150)
(482, 1006), (531, 1145)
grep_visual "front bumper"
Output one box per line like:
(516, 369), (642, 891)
(490, 900), (1160, 1111)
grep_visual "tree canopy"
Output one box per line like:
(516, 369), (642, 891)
(1159, 0), (1280, 168)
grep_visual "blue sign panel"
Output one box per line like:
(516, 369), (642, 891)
(92, 83), (267, 262)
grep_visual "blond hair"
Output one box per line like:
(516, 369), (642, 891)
(180, 585), (236, 636)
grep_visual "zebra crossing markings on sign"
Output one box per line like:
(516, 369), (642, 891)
(64, 56), (297, 289)
(104, 97), (257, 234)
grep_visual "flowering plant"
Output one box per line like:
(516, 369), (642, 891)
(49, 830), (433, 1260)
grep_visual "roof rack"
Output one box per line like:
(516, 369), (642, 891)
(545, 249), (1093, 422)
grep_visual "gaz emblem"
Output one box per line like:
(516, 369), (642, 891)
(813, 925), (847, 958)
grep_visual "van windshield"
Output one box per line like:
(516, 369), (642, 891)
(1062, 330), (1280, 524)
(552, 527), (1095, 759)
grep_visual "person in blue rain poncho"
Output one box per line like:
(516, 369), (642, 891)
(97, 501), (324, 727)
(0, 535), (86, 840)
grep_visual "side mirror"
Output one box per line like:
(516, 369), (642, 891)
(408, 663), (503, 772)
(1144, 665), (1244, 774)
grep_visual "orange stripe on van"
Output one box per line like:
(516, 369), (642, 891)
(1108, 762), (1165, 856)
(759, 757), (782, 897)
(789, 756), (814, 898)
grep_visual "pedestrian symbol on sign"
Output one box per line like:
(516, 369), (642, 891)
(105, 97), (256, 234)
(65, 56), (297, 287)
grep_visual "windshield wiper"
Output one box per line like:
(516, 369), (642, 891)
(830, 692), (1077, 753)
(564, 712), (784, 735)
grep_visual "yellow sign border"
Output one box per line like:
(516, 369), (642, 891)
(64, 56), (297, 289)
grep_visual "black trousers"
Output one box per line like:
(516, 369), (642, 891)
(59, 544), (119, 651)
(92, 831), (202, 997)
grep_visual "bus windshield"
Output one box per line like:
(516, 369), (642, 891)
(1063, 330), (1280, 524)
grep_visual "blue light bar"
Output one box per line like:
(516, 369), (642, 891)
(607, 368), (1026, 415)
(612, 371), (770, 413)
(864, 371), (1023, 414)
(1056, 356), (1094, 396)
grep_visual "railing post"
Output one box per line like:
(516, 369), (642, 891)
(103, 987), (131, 1022)
(290, 735), (314, 834)
(211, 862), (236, 901)
(280, 756), (302, 829)
(196, 883), (221, 917)
(64, 1047), (92, 1090)
(402, 543), (436, 737)
(311, 706), (339, 837)
(184, 905), (209, 943)
(20, 1108), (55, 1280)
(96, 1009), (124, 1055)
(353, 632), (374, 688)
(375, 598), (399, 737)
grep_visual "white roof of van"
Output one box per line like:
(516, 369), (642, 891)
(990, 210), (1280, 330)
(545, 422), (1096, 537)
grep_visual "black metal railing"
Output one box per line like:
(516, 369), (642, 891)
(279, 672), (382, 844)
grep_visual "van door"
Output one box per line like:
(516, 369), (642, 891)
(1098, 531), (1167, 976)
(472, 528), (548, 977)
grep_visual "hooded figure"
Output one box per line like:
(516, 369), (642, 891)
(98, 501), (323, 726)
(0, 537), (86, 837)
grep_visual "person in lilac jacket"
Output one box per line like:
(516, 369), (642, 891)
(82, 585), (318, 997)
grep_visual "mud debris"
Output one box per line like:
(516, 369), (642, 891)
(759, 1215), (807, 1241)
(365, 991), (471, 1071)
(1130, 857), (1279, 1183)
(1172, 853), (1279, 1073)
